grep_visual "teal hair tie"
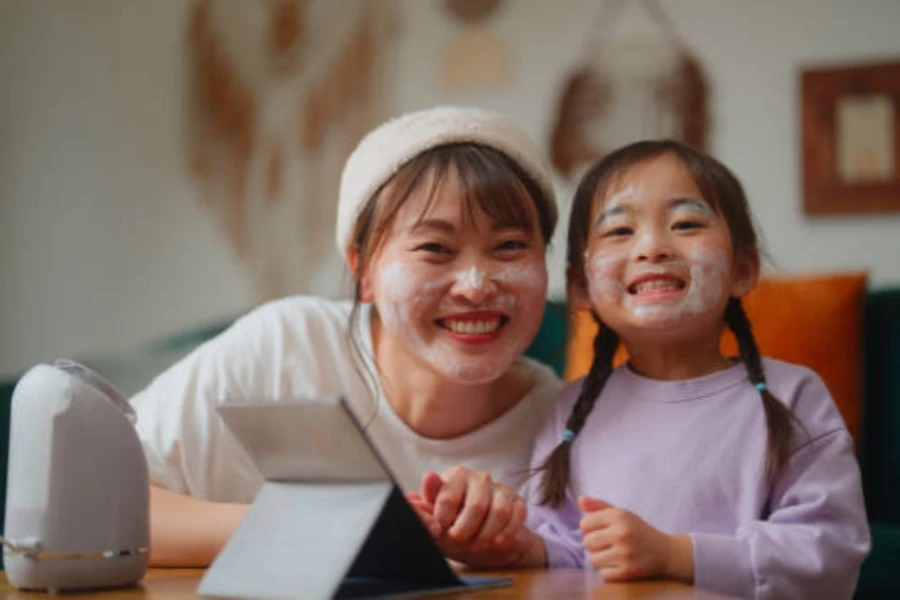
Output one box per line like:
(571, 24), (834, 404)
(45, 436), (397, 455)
(562, 428), (575, 443)
(756, 382), (768, 392)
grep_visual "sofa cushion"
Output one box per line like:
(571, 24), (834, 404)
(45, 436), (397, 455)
(565, 272), (867, 443)
(861, 289), (900, 523)
(856, 522), (900, 599)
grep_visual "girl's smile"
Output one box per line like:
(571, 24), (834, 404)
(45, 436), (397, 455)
(582, 155), (747, 340)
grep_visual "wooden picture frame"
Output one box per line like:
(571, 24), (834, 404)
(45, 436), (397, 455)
(801, 60), (900, 215)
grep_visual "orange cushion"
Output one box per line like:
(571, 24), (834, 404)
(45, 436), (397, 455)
(564, 272), (867, 445)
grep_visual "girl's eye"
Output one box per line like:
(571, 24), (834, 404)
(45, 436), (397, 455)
(672, 220), (703, 231)
(603, 226), (633, 238)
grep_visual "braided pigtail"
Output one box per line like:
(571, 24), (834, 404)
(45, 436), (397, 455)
(725, 297), (803, 482)
(538, 318), (619, 507)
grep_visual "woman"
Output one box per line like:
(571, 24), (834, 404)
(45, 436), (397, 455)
(130, 106), (562, 566)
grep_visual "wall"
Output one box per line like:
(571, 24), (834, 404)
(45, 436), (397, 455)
(0, 1), (253, 378)
(392, 0), (900, 293)
(2, 0), (899, 378)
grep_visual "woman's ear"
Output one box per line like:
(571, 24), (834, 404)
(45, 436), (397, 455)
(348, 246), (375, 302)
(731, 247), (760, 298)
(566, 267), (592, 311)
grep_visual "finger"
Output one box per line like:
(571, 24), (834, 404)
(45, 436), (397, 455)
(447, 471), (492, 542)
(582, 528), (614, 553)
(469, 486), (516, 548)
(421, 471), (444, 505)
(408, 499), (443, 538)
(493, 496), (527, 548)
(599, 564), (640, 582)
(407, 495), (434, 514)
(432, 471), (468, 529)
(580, 508), (616, 534)
(579, 495), (614, 513)
(588, 545), (621, 572)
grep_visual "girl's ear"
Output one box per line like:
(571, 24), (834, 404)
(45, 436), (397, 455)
(731, 247), (760, 298)
(348, 246), (375, 302)
(566, 267), (592, 311)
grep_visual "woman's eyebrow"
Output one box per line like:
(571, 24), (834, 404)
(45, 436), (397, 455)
(408, 219), (456, 234)
(491, 217), (532, 232)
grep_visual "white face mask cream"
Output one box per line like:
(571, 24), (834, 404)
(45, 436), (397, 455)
(375, 257), (546, 384)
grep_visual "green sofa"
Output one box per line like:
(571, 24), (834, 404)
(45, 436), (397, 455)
(0, 294), (897, 598)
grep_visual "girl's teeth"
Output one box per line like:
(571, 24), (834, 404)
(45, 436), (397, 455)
(635, 279), (681, 293)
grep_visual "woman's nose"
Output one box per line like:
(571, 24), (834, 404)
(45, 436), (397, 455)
(450, 266), (499, 304)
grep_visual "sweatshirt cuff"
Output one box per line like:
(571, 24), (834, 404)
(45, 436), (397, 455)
(692, 532), (756, 598)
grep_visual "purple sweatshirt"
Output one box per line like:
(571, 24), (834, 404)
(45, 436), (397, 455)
(525, 358), (870, 599)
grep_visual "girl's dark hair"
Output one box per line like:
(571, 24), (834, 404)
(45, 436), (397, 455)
(345, 142), (556, 410)
(538, 139), (801, 507)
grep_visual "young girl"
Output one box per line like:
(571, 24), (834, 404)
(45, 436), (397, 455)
(129, 106), (562, 566)
(416, 140), (870, 597)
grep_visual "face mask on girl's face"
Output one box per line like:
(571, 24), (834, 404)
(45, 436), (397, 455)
(363, 171), (548, 386)
(581, 155), (751, 342)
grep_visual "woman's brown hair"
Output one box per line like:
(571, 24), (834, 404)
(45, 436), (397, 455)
(538, 139), (801, 507)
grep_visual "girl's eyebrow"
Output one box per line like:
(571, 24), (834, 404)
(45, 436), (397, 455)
(593, 197), (713, 229)
(593, 204), (631, 229)
(668, 197), (714, 215)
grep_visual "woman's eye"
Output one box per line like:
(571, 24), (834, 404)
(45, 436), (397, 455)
(495, 239), (528, 252)
(414, 242), (453, 255)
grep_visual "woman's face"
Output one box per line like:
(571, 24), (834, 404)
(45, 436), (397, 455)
(362, 169), (548, 385)
(580, 155), (756, 343)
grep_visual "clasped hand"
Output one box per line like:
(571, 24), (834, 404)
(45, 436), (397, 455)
(406, 466), (545, 568)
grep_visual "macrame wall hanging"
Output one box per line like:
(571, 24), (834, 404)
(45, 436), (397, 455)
(549, 0), (709, 182)
(440, 0), (511, 89)
(186, 0), (397, 299)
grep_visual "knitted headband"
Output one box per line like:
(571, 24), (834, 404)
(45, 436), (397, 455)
(335, 106), (557, 259)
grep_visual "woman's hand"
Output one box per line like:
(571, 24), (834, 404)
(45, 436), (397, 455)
(406, 468), (546, 568)
(578, 496), (694, 582)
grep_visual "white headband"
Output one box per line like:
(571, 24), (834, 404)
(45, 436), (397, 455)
(335, 106), (557, 259)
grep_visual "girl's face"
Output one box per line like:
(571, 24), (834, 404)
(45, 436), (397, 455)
(579, 155), (757, 342)
(362, 169), (548, 385)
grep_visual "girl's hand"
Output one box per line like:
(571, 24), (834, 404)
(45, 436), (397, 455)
(578, 496), (694, 582)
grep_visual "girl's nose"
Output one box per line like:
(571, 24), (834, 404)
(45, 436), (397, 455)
(634, 232), (674, 262)
(450, 266), (498, 305)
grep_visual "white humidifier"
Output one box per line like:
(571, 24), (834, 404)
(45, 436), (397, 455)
(2, 360), (149, 591)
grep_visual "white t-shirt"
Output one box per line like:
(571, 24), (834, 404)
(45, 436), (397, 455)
(130, 296), (562, 503)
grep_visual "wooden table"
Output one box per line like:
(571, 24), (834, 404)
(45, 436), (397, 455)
(0, 568), (734, 599)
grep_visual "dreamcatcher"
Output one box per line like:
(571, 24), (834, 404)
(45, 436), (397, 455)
(185, 0), (397, 299)
(549, 0), (709, 182)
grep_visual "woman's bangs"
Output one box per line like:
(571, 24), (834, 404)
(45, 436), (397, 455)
(451, 146), (541, 236)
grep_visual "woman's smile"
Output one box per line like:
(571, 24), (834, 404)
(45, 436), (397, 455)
(436, 311), (510, 343)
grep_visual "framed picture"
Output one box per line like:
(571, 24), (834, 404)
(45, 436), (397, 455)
(801, 59), (900, 215)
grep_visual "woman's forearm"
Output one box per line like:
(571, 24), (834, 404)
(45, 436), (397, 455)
(148, 486), (250, 567)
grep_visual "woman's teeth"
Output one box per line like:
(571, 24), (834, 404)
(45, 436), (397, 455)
(442, 318), (501, 335)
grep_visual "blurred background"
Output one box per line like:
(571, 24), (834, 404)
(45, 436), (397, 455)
(1, 0), (899, 381)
